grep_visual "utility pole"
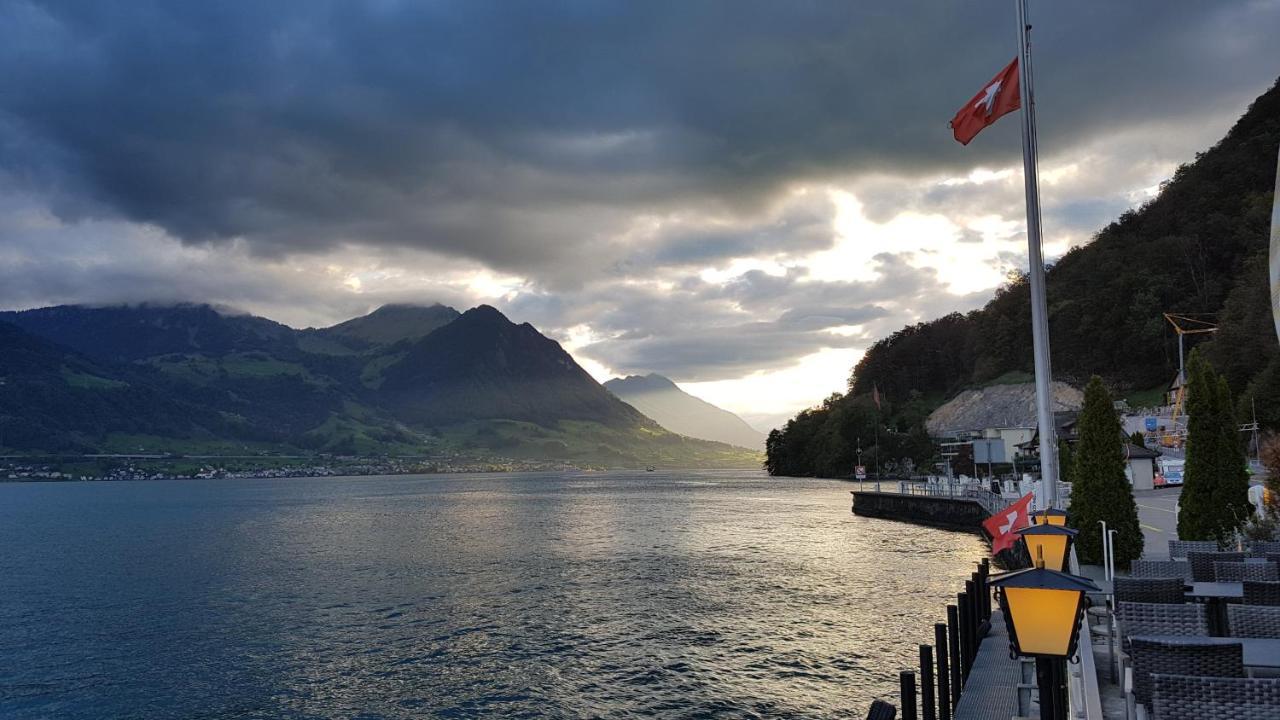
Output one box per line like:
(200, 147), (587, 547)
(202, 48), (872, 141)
(1015, 0), (1058, 509)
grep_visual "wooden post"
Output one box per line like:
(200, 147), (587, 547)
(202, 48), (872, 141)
(935, 623), (951, 720)
(900, 671), (917, 720)
(866, 699), (897, 720)
(919, 645), (936, 720)
(957, 591), (971, 681)
(946, 604), (962, 701)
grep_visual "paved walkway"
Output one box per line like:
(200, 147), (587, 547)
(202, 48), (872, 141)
(1133, 487), (1181, 559)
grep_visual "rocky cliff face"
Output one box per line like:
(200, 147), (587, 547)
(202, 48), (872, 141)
(926, 381), (1083, 436)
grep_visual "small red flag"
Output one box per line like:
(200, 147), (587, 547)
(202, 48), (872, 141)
(982, 492), (1033, 554)
(950, 58), (1021, 145)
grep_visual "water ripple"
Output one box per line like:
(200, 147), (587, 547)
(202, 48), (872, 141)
(0, 471), (984, 718)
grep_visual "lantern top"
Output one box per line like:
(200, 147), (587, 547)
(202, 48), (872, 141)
(1015, 524), (1078, 538)
(988, 566), (1100, 592)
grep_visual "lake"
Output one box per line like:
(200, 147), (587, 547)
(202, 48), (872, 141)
(0, 470), (986, 718)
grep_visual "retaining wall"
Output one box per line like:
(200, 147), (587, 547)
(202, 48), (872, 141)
(850, 491), (990, 532)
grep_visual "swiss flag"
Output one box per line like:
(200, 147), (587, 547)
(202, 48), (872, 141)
(950, 58), (1021, 145)
(981, 492), (1033, 554)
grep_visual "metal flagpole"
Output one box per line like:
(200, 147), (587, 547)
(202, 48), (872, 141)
(1015, 0), (1059, 509)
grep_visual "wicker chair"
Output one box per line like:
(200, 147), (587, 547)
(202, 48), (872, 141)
(1117, 602), (1209, 644)
(1128, 638), (1244, 707)
(1189, 551), (1245, 582)
(1151, 674), (1280, 720)
(1227, 605), (1280, 638)
(1246, 540), (1280, 557)
(1216, 561), (1280, 582)
(1130, 559), (1192, 582)
(1170, 539), (1221, 559)
(1244, 581), (1280, 607)
(1114, 577), (1187, 605)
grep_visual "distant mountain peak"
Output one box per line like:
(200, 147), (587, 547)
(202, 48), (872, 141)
(606, 373), (679, 392)
(605, 373), (764, 450)
(318, 303), (460, 346)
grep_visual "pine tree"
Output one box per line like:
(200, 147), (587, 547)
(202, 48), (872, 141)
(1213, 375), (1253, 537)
(1179, 350), (1253, 543)
(1068, 376), (1144, 567)
(1179, 350), (1219, 541)
(1057, 439), (1076, 485)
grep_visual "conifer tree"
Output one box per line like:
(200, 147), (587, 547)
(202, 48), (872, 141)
(1068, 376), (1144, 567)
(1179, 350), (1252, 543)
(1213, 375), (1253, 536)
(1179, 350), (1218, 540)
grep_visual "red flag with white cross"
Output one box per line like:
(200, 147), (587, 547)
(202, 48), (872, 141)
(950, 58), (1021, 145)
(982, 492), (1033, 554)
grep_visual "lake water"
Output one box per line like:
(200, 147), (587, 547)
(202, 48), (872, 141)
(0, 470), (986, 718)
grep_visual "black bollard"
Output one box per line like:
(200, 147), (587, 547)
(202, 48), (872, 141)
(866, 699), (897, 720)
(899, 671), (917, 720)
(919, 645), (936, 720)
(934, 623), (951, 720)
(964, 579), (977, 643)
(957, 592), (971, 681)
(946, 605), (962, 701)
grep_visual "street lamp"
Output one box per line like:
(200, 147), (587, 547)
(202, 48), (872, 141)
(1031, 508), (1069, 526)
(988, 564), (1099, 720)
(1015, 523), (1077, 572)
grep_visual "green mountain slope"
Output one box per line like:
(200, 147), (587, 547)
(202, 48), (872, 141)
(0, 303), (760, 468)
(767, 77), (1280, 477)
(308, 303), (460, 351)
(0, 321), (233, 452)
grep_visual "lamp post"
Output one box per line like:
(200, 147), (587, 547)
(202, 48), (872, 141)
(988, 564), (1099, 720)
(1031, 507), (1068, 526)
(1015, 524), (1077, 573)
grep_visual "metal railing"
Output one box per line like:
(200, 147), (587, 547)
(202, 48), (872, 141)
(851, 480), (1007, 516)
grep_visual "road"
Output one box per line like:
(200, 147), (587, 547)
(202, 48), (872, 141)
(1133, 487), (1181, 559)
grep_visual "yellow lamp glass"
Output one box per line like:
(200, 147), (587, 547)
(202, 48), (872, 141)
(1036, 508), (1068, 526)
(1023, 534), (1070, 571)
(1002, 586), (1083, 657)
(988, 565), (1099, 660)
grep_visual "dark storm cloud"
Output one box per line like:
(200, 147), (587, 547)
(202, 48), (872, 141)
(1, 0), (1275, 281)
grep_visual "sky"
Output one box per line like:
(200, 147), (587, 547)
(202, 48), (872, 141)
(1, 1), (1279, 432)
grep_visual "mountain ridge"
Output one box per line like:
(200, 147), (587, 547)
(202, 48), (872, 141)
(605, 373), (766, 449)
(0, 303), (760, 468)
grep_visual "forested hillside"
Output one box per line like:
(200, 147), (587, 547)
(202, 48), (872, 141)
(767, 77), (1280, 477)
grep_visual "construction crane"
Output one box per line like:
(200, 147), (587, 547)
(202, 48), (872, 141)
(1164, 312), (1218, 438)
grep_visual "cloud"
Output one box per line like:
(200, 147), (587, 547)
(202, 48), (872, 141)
(1, 1), (1276, 284)
(0, 1), (1277, 415)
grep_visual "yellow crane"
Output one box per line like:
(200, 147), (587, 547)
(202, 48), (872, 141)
(1163, 312), (1217, 444)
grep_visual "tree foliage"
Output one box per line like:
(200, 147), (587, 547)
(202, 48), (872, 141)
(764, 392), (937, 477)
(1178, 350), (1253, 542)
(1068, 377), (1143, 567)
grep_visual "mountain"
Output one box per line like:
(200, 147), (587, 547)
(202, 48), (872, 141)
(0, 302), (759, 468)
(311, 303), (460, 349)
(0, 321), (229, 452)
(0, 303), (297, 363)
(379, 306), (650, 429)
(767, 76), (1280, 477)
(605, 374), (765, 449)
